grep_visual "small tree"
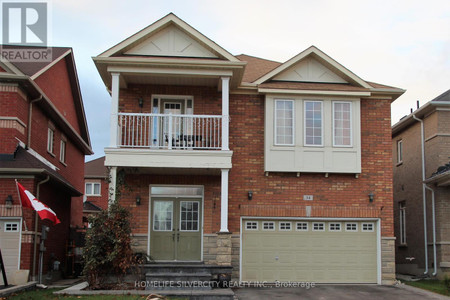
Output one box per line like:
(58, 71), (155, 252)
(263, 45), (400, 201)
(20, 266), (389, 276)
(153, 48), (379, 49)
(83, 202), (134, 289)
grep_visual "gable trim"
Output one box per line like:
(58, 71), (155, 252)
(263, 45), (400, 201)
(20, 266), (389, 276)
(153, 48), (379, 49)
(258, 88), (370, 97)
(30, 49), (71, 80)
(98, 13), (239, 62)
(0, 59), (24, 76)
(254, 46), (371, 89)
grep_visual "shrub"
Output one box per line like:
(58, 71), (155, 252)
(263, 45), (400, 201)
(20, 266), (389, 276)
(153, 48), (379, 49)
(444, 275), (450, 291)
(83, 202), (134, 289)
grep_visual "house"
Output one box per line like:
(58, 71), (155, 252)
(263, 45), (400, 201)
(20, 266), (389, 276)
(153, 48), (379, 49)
(393, 90), (450, 278)
(83, 156), (109, 224)
(93, 13), (404, 284)
(0, 46), (93, 284)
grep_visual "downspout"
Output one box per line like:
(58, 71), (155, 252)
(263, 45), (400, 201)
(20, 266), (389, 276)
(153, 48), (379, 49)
(27, 96), (43, 148)
(32, 175), (50, 280)
(425, 184), (437, 276)
(412, 114), (428, 275)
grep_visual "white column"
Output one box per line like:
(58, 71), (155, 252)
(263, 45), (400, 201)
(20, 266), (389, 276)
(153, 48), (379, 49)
(220, 168), (229, 232)
(108, 166), (117, 206)
(221, 77), (230, 151)
(110, 73), (120, 147)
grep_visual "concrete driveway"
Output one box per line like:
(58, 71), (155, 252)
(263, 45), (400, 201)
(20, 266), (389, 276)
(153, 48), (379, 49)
(234, 284), (449, 300)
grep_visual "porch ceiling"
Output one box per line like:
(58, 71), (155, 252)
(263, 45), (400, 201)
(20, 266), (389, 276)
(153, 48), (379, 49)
(123, 74), (220, 87)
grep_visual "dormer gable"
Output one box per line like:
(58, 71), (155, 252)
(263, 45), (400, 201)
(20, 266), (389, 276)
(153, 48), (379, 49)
(98, 13), (238, 62)
(255, 46), (371, 89)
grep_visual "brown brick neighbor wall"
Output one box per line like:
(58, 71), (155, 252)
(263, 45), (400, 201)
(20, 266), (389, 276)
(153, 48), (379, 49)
(117, 85), (395, 282)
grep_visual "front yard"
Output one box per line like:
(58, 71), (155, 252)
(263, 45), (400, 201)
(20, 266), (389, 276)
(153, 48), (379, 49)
(404, 279), (450, 296)
(4, 288), (185, 300)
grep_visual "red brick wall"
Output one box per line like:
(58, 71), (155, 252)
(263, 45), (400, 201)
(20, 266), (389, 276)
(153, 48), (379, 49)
(117, 85), (394, 238)
(0, 89), (28, 153)
(34, 57), (81, 134)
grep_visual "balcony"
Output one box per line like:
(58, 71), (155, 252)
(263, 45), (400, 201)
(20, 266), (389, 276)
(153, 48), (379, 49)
(105, 112), (232, 171)
(118, 113), (223, 150)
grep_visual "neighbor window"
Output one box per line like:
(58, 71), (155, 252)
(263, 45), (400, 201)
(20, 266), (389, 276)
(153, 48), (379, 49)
(60, 139), (66, 163)
(397, 140), (403, 163)
(399, 202), (406, 244)
(275, 100), (294, 145)
(47, 127), (54, 154)
(85, 182), (101, 196)
(333, 102), (352, 146)
(304, 101), (323, 146)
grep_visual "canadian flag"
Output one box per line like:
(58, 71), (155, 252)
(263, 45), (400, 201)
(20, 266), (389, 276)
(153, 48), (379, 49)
(16, 181), (61, 225)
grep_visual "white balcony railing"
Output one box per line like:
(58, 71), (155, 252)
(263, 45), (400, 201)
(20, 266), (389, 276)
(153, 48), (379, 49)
(117, 113), (223, 150)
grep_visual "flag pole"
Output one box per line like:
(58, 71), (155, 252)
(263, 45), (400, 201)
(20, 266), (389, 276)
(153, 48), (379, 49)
(15, 179), (28, 232)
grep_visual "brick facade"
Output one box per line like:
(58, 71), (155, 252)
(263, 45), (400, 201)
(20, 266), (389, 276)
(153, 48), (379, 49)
(115, 84), (396, 282)
(393, 104), (450, 278)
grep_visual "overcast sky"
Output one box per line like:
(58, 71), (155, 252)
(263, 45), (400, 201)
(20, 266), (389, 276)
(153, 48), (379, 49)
(48, 0), (450, 161)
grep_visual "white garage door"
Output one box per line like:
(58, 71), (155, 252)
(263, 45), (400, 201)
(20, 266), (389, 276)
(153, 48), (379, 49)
(0, 219), (21, 285)
(241, 219), (378, 283)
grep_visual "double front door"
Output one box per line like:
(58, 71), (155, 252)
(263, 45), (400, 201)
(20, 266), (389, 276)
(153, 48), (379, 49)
(150, 198), (202, 261)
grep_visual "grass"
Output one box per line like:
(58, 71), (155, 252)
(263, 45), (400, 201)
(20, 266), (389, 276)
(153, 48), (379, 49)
(4, 288), (186, 300)
(404, 279), (450, 296)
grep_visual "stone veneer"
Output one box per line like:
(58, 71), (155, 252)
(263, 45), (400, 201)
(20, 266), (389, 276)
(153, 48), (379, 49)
(381, 237), (396, 284)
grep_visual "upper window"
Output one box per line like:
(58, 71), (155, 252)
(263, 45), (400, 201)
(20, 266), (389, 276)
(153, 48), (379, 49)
(275, 100), (294, 145)
(333, 102), (352, 146)
(85, 182), (101, 196)
(304, 101), (323, 146)
(399, 202), (406, 244)
(397, 140), (403, 164)
(47, 128), (54, 154)
(60, 139), (66, 164)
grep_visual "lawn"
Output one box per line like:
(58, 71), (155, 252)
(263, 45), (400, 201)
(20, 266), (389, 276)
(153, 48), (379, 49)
(5, 288), (184, 300)
(404, 279), (450, 296)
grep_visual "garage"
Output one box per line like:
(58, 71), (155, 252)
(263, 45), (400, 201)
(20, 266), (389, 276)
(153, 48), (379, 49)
(0, 218), (21, 285)
(241, 219), (378, 283)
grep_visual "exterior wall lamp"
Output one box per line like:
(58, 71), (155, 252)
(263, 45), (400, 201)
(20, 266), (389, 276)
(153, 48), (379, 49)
(136, 195), (141, 206)
(368, 192), (374, 203)
(138, 97), (144, 108)
(5, 195), (13, 209)
(248, 191), (253, 201)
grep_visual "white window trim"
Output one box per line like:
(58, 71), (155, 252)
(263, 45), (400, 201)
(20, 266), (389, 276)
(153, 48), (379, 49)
(312, 222), (325, 231)
(329, 222), (342, 232)
(345, 222), (358, 232)
(47, 127), (54, 154)
(399, 202), (406, 244)
(262, 221), (275, 231)
(304, 100), (324, 147)
(397, 140), (403, 164)
(245, 221), (258, 230)
(332, 101), (353, 147)
(179, 201), (200, 232)
(362, 223), (375, 232)
(274, 99), (295, 146)
(85, 182), (101, 196)
(296, 222), (308, 231)
(279, 222), (292, 231)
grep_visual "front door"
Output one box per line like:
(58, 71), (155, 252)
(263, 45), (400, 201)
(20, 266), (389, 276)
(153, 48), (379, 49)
(150, 198), (202, 261)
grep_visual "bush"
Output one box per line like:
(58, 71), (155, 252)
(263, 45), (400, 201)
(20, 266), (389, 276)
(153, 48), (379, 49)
(444, 275), (450, 291)
(83, 202), (134, 289)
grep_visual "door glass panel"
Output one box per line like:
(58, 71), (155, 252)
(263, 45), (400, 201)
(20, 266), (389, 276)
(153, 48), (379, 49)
(153, 201), (173, 231)
(180, 201), (199, 231)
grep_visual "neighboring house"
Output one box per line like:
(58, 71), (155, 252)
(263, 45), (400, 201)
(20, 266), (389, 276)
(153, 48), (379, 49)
(0, 46), (92, 284)
(83, 156), (109, 223)
(94, 13), (404, 284)
(393, 90), (450, 278)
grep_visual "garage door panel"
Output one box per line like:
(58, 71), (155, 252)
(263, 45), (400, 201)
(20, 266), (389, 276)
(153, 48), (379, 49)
(242, 219), (378, 283)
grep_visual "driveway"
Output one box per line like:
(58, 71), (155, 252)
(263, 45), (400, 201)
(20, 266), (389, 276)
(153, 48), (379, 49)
(234, 284), (449, 300)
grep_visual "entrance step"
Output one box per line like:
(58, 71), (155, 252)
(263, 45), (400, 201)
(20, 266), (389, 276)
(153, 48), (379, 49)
(143, 263), (232, 291)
